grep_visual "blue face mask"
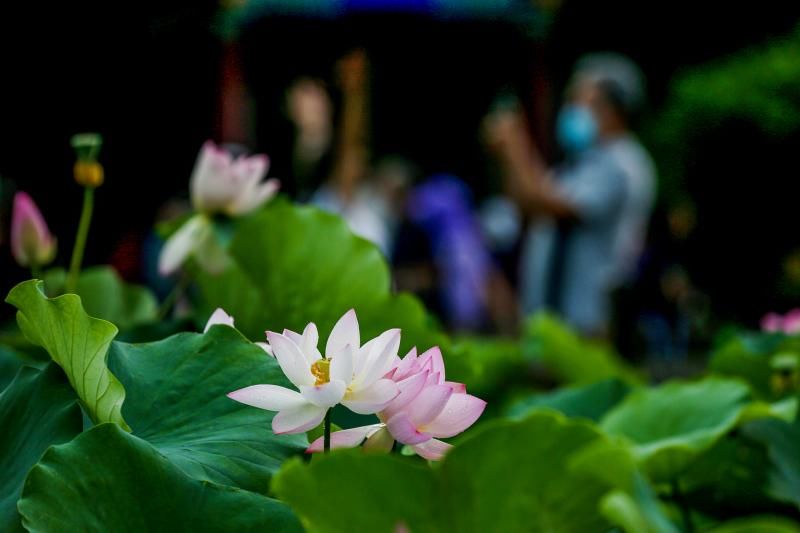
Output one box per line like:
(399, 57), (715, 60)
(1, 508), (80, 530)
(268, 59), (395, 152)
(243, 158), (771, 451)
(556, 104), (598, 153)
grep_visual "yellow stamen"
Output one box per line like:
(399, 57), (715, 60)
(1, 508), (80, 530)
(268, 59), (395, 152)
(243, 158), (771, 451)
(311, 359), (331, 386)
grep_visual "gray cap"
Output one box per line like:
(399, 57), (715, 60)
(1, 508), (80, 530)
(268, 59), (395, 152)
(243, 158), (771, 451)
(573, 52), (646, 115)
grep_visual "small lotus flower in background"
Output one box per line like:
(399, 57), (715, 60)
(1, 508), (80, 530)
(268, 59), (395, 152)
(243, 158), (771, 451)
(191, 141), (280, 216)
(204, 308), (235, 333)
(227, 309), (400, 434)
(158, 141), (280, 276)
(761, 309), (800, 335)
(307, 346), (486, 460)
(11, 192), (57, 270)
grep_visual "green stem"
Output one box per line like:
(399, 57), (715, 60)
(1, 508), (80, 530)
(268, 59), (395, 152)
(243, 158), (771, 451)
(30, 264), (42, 281)
(324, 409), (332, 453)
(671, 479), (694, 533)
(66, 187), (95, 293)
(156, 274), (190, 320)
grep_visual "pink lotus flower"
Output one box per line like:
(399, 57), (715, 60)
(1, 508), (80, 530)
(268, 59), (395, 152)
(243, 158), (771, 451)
(158, 141), (280, 276)
(761, 309), (800, 335)
(308, 346), (486, 460)
(227, 310), (400, 435)
(11, 192), (57, 268)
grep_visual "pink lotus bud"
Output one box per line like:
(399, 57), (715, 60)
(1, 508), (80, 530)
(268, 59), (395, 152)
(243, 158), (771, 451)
(761, 312), (784, 333)
(782, 309), (800, 335)
(11, 192), (57, 268)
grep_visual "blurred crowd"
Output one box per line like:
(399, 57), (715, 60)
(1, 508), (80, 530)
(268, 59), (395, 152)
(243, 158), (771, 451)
(147, 46), (707, 367)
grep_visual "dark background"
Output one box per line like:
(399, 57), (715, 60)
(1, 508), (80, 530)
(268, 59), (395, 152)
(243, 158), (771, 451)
(2, 0), (799, 325)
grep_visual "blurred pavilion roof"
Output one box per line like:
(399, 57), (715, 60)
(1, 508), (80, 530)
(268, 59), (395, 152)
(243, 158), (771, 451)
(231, 0), (537, 17)
(224, 0), (547, 36)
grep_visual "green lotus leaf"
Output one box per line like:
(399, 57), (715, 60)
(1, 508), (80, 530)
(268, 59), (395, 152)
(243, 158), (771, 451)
(681, 433), (781, 516)
(437, 412), (613, 532)
(523, 313), (640, 385)
(446, 335), (526, 399)
(6, 280), (129, 430)
(565, 435), (679, 532)
(192, 203), (444, 354)
(0, 364), (82, 531)
(744, 417), (800, 510)
(507, 378), (630, 422)
(107, 325), (307, 492)
(274, 411), (615, 532)
(600, 378), (750, 481)
(274, 451), (437, 533)
(0, 344), (43, 392)
(710, 330), (800, 400)
(17, 423), (302, 533)
(43, 266), (158, 331)
(706, 515), (800, 533)
(600, 479), (681, 533)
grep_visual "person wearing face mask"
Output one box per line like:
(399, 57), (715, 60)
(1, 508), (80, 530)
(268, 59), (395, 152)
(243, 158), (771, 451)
(485, 53), (654, 337)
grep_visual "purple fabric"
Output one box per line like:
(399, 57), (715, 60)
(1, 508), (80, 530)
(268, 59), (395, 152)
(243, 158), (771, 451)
(408, 175), (491, 329)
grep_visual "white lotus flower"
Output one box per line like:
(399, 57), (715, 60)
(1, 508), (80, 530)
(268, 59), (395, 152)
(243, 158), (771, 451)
(227, 309), (400, 434)
(190, 141), (279, 216)
(158, 140), (280, 276)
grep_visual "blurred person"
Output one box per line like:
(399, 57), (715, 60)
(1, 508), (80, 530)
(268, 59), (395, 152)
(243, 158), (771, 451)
(486, 53), (655, 337)
(286, 77), (334, 199)
(308, 49), (396, 253)
(404, 175), (492, 331)
(576, 54), (656, 287)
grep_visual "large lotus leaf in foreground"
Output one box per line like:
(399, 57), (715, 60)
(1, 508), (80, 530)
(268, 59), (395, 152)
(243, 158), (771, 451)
(7, 280), (305, 492)
(0, 344), (40, 392)
(6, 280), (129, 430)
(107, 325), (307, 492)
(193, 203), (446, 354)
(274, 411), (615, 532)
(600, 378), (750, 481)
(0, 364), (82, 532)
(437, 412), (614, 532)
(276, 451), (437, 533)
(17, 424), (302, 533)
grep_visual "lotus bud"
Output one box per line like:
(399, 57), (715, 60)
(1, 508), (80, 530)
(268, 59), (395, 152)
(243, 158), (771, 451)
(11, 192), (57, 268)
(71, 133), (104, 187)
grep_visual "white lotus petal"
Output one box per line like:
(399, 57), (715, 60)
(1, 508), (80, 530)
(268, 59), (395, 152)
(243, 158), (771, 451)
(300, 380), (347, 408)
(330, 344), (354, 384)
(342, 378), (399, 415)
(203, 308), (234, 333)
(266, 331), (314, 388)
(227, 384), (306, 411)
(326, 309), (359, 358)
(272, 403), (327, 434)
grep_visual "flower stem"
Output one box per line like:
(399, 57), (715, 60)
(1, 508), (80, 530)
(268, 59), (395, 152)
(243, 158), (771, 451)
(30, 263), (42, 281)
(157, 274), (190, 320)
(671, 479), (694, 533)
(66, 187), (95, 293)
(324, 409), (332, 453)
